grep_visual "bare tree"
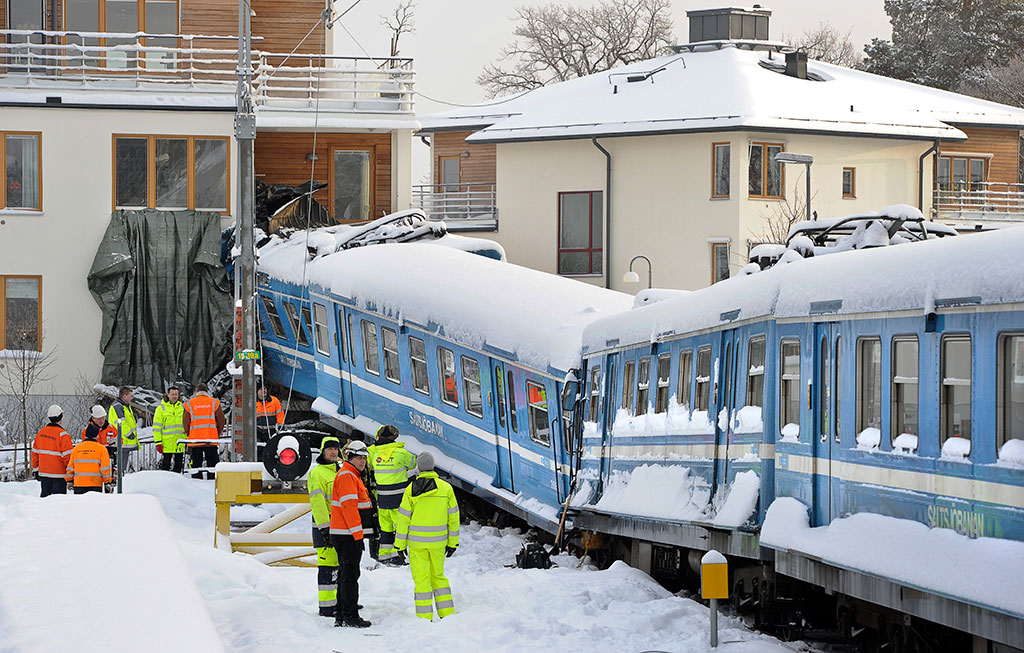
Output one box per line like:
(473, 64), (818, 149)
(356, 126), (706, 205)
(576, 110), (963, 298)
(785, 21), (861, 68)
(753, 179), (818, 245)
(477, 0), (675, 98)
(382, 0), (415, 59)
(0, 341), (57, 478)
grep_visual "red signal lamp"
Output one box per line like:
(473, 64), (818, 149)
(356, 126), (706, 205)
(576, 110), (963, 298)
(279, 447), (297, 466)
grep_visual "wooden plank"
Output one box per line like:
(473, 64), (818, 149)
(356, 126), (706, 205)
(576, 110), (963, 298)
(940, 126), (1021, 185)
(432, 131), (496, 187)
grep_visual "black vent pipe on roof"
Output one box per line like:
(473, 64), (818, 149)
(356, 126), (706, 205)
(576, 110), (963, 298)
(785, 51), (808, 79)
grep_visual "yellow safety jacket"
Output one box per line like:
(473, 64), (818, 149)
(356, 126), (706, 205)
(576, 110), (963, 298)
(367, 442), (417, 510)
(308, 460), (338, 533)
(394, 471), (460, 551)
(153, 399), (186, 454)
(108, 401), (139, 449)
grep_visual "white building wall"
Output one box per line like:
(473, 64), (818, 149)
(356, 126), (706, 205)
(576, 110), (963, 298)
(0, 107), (236, 395)
(391, 128), (414, 211)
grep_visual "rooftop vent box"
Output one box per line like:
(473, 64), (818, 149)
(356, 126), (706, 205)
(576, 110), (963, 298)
(687, 6), (771, 43)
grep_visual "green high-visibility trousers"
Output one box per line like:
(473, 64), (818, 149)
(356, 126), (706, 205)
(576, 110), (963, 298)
(316, 545), (339, 616)
(409, 547), (453, 620)
(377, 508), (399, 560)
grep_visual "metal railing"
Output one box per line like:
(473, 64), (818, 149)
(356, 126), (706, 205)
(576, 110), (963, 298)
(934, 182), (1024, 221)
(412, 182), (498, 230)
(0, 30), (414, 113)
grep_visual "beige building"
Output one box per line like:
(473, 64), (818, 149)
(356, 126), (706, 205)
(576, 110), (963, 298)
(415, 6), (1024, 293)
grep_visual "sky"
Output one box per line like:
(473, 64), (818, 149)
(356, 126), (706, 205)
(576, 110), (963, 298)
(329, 0), (895, 182)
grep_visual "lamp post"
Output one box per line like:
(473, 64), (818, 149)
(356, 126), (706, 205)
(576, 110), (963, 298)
(774, 152), (813, 222)
(622, 255), (653, 289)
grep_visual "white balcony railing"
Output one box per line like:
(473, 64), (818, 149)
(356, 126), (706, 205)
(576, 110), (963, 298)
(0, 30), (414, 113)
(934, 182), (1024, 222)
(412, 183), (498, 231)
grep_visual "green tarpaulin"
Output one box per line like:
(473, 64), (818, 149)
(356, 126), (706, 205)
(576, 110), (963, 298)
(88, 210), (233, 389)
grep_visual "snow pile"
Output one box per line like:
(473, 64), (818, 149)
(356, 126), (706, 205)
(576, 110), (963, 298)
(592, 464), (711, 521)
(611, 402), (716, 439)
(855, 427), (881, 451)
(998, 438), (1024, 467)
(892, 433), (919, 454)
(941, 436), (972, 460)
(761, 498), (1024, 617)
(732, 406), (764, 433)
(779, 423), (800, 443)
(712, 470), (760, 528)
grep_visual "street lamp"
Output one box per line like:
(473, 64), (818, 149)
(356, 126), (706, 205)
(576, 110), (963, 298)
(622, 255), (653, 289)
(774, 151), (813, 222)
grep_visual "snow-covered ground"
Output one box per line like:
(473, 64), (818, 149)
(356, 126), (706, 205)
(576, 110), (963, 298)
(0, 472), (804, 652)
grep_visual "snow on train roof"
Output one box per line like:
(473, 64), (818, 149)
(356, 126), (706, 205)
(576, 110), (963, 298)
(583, 227), (1024, 354)
(260, 236), (633, 373)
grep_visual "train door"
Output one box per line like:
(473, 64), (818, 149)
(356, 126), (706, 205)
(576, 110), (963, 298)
(337, 306), (354, 416)
(713, 331), (738, 494)
(599, 353), (619, 491)
(492, 361), (515, 492)
(812, 322), (838, 526)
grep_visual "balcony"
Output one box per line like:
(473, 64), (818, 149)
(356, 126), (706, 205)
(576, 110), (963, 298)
(412, 183), (498, 231)
(0, 30), (414, 114)
(934, 182), (1024, 223)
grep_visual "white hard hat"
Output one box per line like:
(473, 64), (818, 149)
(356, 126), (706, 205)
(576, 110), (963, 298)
(47, 404), (63, 419)
(343, 440), (369, 458)
(91, 405), (106, 419)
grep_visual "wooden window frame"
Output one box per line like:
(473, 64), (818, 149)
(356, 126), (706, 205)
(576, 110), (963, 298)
(748, 141), (786, 200)
(112, 134), (229, 213)
(842, 167), (856, 199)
(0, 275), (43, 352)
(62, 0), (181, 70)
(937, 154), (989, 190)
(1, 131), (43, 212)
(330, 146), (375, 223)
(711, 242), (730, 285)
(711, 142), (730, 199)
(557, 190), (603, 277)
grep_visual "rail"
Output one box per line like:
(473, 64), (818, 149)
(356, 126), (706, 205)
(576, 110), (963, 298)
(412, 182), (498, 231)
(933, 182), (1024, 222)
(0, 30), (414, 113)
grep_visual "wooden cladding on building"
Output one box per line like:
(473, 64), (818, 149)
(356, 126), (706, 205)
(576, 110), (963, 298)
(254, 132), (392, 219)
(940, 126), (1021, 185)
(432, 131), (496, 186)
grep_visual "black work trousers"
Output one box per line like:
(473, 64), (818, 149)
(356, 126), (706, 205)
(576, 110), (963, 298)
(74, 486), (102, 494)
(332, 536), (364, 620)
(160, 452), (185, 473)
(189, 446), (219, 479)
(39, 477), (67, 497)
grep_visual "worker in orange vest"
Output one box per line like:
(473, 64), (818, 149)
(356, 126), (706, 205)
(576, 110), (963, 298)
(183, 383), (225, 480)
(66, 422), (113, 493)
(31, 404), (73, 497)
(82, 405), (118, 448)
(255, 385), (284, 460)
(330, 440), (376, 628)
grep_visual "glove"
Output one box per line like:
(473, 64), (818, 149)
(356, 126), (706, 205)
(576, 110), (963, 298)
(445, 546), (457, 558)
(156, 444), (164, 454)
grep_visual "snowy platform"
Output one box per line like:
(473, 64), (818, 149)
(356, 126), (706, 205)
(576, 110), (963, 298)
(0, 489), (223, 652)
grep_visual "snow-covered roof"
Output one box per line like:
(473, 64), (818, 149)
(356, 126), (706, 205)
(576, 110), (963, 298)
(419, 43), (1024, 142)
(258, 234), (633, 373)
(583, 225), (1024, 354)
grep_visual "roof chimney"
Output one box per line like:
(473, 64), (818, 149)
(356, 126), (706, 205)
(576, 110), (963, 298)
(686, 6), (772, 43)
(785, 50), (808, 79)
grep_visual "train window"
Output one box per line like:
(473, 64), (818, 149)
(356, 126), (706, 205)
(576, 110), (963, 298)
(856, 338), (882, 435)
(347, 314), (356, 363)
(312, 304), (329, 355)
(284, 302), (309, 347)
(527, 381), (551, 446)
(941, 335), (972, 444)
(819, 336), (829, 441)
(302, 306), (314, 349)
(622, 360), (636, 414)
(260, 295), (287, 339)
(508, 370), (519, 432)
(779, 340), (800, 436)
(747, 336), (765, 408)
(696, 346), (712, 412)
(588, 366), (601, 423)
(439, 347), (458, 406)
(636, 357), (651, 416)
(835, 336), (841, 444)
(337, 309), (347, 363)
(361, 320), (380, 375)
(678, 350), (693, 411)
(409, 337), (429, 394)
(998, 334), (1024, 451)
(382, 327), (400, 384)
(655, 354), (671, 413)
(495, 365), (506, 427)
(462, 356), (484, 417)
(891, 336), (919, 443)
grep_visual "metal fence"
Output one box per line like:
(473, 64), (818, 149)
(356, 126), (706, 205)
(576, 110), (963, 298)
(412, 183), (498, 230)
(934, 182), (1024, 221)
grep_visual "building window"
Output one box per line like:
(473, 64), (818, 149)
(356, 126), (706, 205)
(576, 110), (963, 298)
(409, 337), (429, 394)
(461, 356), (483, 417)
(113, 135), (228, 212)
(588, 366), (601, 423)
(63, 0), (180, 69)
(439, 347), (458, 406)
(1, 275), (41, 351)
(696, 346), (712, 412)
(712, 143), (730, 198)
(655, 354), (671, 413)
(677, 350), (693, 411)
(937, 155), (988, 192)
(382, 327), (400, 383)
(891, 336), (919, 441)
(361, 320), (379, 375)
(711, 242), (730, 284)
(527, 381), (550, 446)
(636, 357), (650, 416)
(259, 295), (286, 339)
(842, 167), (856, 198)
(941, 335), (972, 444)
(779, 340), (800, 434)
(283, 302), (309, 348)
(747, 335), (765, 408)
(998, 334), (1024, 451)
(748, 142), (784, 198)
(557, 191), (603, 276)
(857, 337), (882, 434)
(622, 359), (635, 414)
(3, 132), (42, 210)
(333, 149), (371, 221)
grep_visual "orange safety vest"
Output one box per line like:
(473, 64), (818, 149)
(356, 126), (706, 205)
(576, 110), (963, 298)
(330, 461), (373, 540)
(31, 424), (73, 478)
(82, 421), (118, 447)
(65, 440), (112, 487)
(256, 396), (284, 429)
(185, 395), (221, 446)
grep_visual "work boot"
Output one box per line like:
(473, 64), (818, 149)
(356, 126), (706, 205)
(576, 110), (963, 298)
(335, 614), (372, 628)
